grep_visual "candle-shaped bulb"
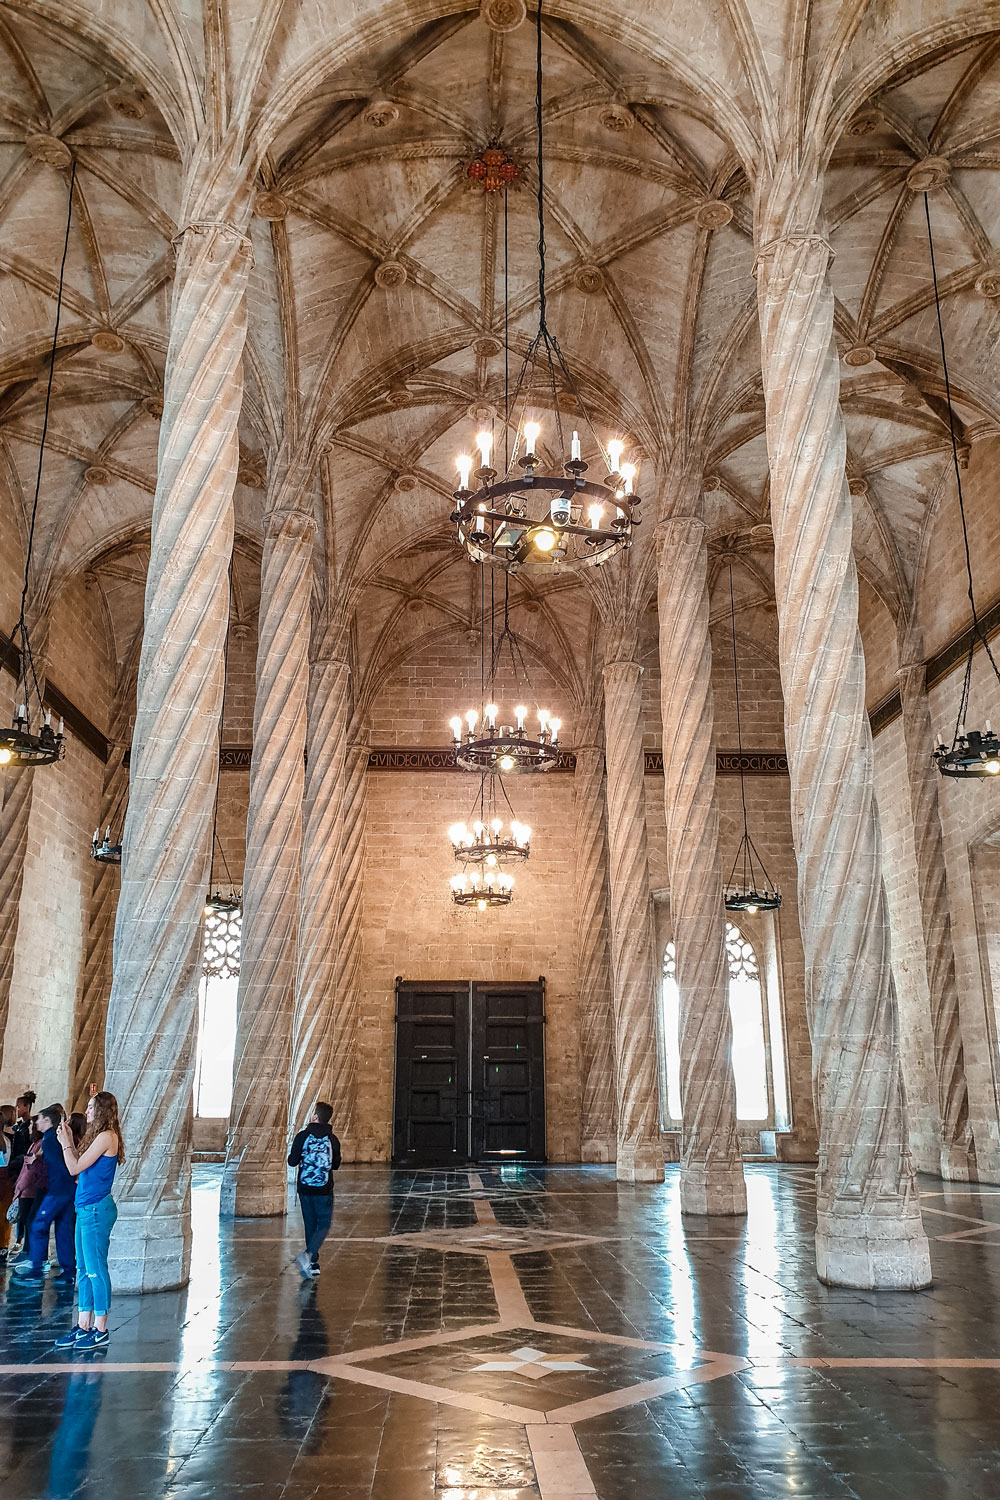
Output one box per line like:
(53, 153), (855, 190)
(588, 503), (604, 530)
(620, 461), (636, 494)
(484, 703), (498, 728)
(549, 717), (561, 739)
(93, 827), (100, 843)
(607, 439), (624, 473)
(571, 430), (581, 460)
(16, 703), (26, 721)
(450, 716), (463, 740)
(521, 823), (531, 844)
(987, 719), (994, 734)
(538, 709), (550, 733)
(486, 851), (497, 867)
(449, 823), (465, 846)
(57, 718), (64, 736)
(524, 421), (540, 456)
(476, 430), (492, 468)
(515, 704), (527, 730)
(44, 710), (52, 726)
(490, 818), (502, 837)
(466, 709), (478, 732)
(457, 454), (472, 490)
(105, 826), (111, 840)
(473, 820), (484, 839)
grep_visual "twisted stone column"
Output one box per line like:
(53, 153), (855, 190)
(290, 656), (350, 1137)
(70, 737), (130, 1107)
(222, 506), (314, 1215)
(898, 653), (975, 1180)
(332, 727), (369, 1154)
(755, 205), (930, 1286)
(602, 656), (664, 1182)
(105, 217), (251, 1290)
(574, 716), (617, 1162)
(657, 515), (746, 1215)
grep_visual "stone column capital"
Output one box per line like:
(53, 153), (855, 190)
(656, 513), (706, 555)
(603, 657), (642, 684)
(173, 219), (254, 267)
(752, 231), (833, 281)
(265, 506), (316, 545)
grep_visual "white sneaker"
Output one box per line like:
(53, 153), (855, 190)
(294, 1252), (311, 1279)
(307, 1264), (320, 1278)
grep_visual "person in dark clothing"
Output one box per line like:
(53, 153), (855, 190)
(12, 1123), (46, 1255)
(287, 1101), (341, 1279)
(9, 1092), (37, 1177)
(11, 1105), (76, 1285)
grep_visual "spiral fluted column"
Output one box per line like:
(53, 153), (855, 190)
(290, 655), (350, 1137)
(222, 505), (314, 1216)
(104, 218), (251, 1290)
(657, 515), (746, 1215)
(755, 200), (930, 1287)
(898, 653), (975, 1180)
(574, 713), (617, 1163)
(332, 728), (369, 1155)
(70, 738), (130, 1107)
(602, 656), (664, 1182)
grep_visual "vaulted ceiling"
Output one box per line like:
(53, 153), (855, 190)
(0, 2), (997, 719)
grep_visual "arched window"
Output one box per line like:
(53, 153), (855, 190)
(660, 922), (779, 1127)
(193, 907), (241, 1119)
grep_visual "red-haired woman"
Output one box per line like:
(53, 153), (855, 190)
(53, 1092), (125, 1351)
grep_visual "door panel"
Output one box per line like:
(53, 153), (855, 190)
(392, 981), (469, 1165)
(394, 978), (546, 1166)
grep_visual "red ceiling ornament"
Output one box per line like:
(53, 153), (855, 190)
(467, 143), (520, 193)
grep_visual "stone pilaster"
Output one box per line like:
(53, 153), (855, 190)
(290, 655), (350, 1137)
(898, 650), (975, 1180)
(656, 513), (746, 1216)
(755, 192), (930, 1288)
(574, 714), (617, 1163)
(222, 503), (314, 1215)
(104, 216), (252, 1291)
(332, 727), (369, 1154)
(70, 734), (130, 1107)
(602, 656), (664, 1183)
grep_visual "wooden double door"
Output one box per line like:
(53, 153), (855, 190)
(392, 979), (546, 1166)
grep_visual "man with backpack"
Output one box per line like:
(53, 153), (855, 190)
(287, 1101), (341, 1279)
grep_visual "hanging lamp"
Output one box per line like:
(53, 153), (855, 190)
(723, 565), (781, 913)
(920, 196), (1000, 777)
(0, 162), (77, 768)
(91, 748), (129, 864)
(203, 588), (242, 974)
(448, 770), (529, 911)
(448, 0), (641, 572)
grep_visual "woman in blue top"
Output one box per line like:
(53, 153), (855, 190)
(53, 1092), (125, 1351)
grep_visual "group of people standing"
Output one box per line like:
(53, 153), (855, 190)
(1, 1088), (124, 1351)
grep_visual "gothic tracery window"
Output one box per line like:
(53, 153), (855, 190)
(194, 909), (241, 1119)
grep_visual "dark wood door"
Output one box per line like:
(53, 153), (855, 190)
(393, 979), (546, 1165)
(392, 980), (470, 1166)
(470, 980), (546, 1163)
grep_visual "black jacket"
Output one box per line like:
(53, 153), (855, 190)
(287, 1123), (341, 1196)
(7, 1116), (31, 1180)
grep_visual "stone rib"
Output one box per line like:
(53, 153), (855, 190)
(290, 656), (350, 1136)
(657, 515), (746, 1215)
(574, 731), (617, 1162)
(104, 220), (251, 1290)
(899, 662), (974, 1179)
(756, 226), (930, 1287)
(602, 659), (663, 1182)
(223, 506), (314, 1215)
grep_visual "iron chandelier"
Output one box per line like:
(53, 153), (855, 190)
(723, 565), (781, 914)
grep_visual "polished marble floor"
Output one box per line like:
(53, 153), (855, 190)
(3, 1163), (1000, 1499)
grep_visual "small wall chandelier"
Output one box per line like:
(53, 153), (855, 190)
(448, 0), (641, 573)
(920, 195), (1000, 778)
(1, 162), (76, 770)
(724, 565), (781, 914)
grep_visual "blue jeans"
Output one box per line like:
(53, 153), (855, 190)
(26, 1192), (75, 1274)
(299, 1194), (332, 1265)
(75, 1196), (117, 1316)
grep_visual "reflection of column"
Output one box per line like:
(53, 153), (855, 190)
(657, 514), (746, 1216)
(105, 216), (251, 1290)
(755, 192), (930, 1287)
(290, 655), (350, 1135)
(332, 728), (369, 1153)
(0, 610), (47, 1077)
(70, 731), (130, 1107)
(898, 649), (975, 1180)
(574, 711), (617, 1162)
(602, 654), (664, 1182)
(223, 505), (314, 1215)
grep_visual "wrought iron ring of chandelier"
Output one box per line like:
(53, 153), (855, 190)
(450, 865), (515, 910)
(449, 814), (531, 866)
(451, 425), (641, 572)
(450, 702), (562, 774)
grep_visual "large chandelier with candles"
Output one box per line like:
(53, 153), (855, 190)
(448, 0), (641, 574)
(450, 701), (561, 774)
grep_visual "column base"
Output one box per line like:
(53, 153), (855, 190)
(680, 1160), (747, 1216)
(581, 1133), (616, 1164)
(816, 1204), (932, 1289)
(108, 1199), (191, 1293)
(939, 1142), (976, 1182)
(220, 1157), (289, 1217)
(616, 1140), (664, 1183)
